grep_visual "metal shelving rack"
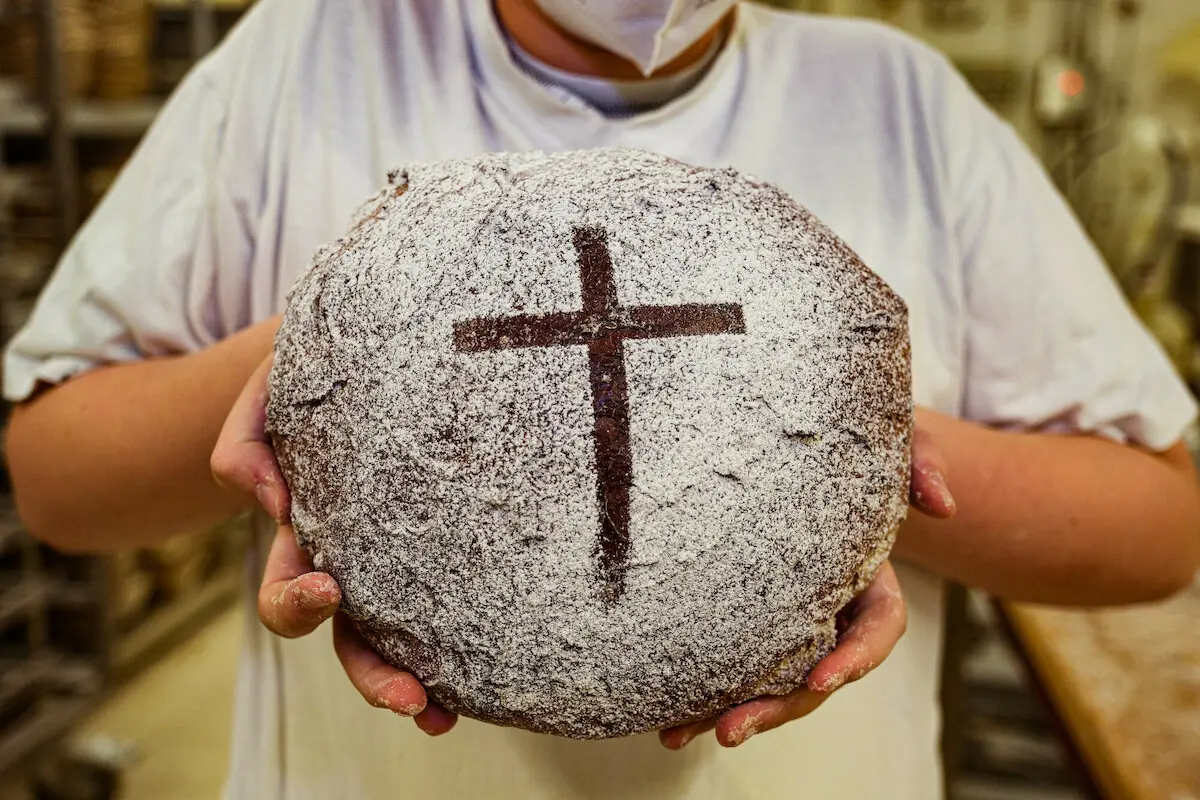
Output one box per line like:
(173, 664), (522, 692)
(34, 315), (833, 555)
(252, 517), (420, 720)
(0, 0), (249, 778)
(0, 0), (99, 776)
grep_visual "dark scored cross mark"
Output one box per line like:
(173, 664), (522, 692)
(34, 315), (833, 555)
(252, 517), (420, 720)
(454, 227), (746, 603)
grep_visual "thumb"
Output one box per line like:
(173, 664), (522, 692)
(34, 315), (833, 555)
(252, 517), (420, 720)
(909, 425), (956, 519)
(211, 354), (290, 522)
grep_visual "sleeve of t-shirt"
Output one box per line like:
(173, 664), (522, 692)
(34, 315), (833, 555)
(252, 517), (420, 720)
(0, 11), (284, 404)
(941, 64), (1197, 451)
(2, 69), (249, 403)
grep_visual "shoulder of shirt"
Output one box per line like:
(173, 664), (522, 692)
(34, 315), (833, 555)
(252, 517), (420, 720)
(190, 0), (461, 92)
(737, 4), (1021, 216)
(737, 3), (1002, 160)
(738, 3), (962, 88)
(187, 0), (321, 89)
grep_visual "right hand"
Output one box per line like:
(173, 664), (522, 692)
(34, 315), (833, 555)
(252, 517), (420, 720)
(210, 354), (458, 736)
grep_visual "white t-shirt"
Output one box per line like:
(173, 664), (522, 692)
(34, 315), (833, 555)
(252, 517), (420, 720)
(6, 2), (1195, 798)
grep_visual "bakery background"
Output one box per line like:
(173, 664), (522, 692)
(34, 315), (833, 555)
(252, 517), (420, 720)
(0, 0), (1196, 798)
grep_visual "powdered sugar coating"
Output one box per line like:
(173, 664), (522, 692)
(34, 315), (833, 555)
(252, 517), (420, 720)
(267, 148), (911, 738)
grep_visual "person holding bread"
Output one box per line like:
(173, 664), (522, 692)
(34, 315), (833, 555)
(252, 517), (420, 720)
(5, 1), (1199, 798)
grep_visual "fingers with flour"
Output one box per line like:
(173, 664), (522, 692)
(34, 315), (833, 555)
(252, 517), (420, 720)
(213, 355), (338, 638)
(659, 718), (717, 750)
(414, 703), (459, 737)
(332, 613), (430, 718)
(257, 524), (340, 638)
(806, 561), (907, 695)
(664, 562), (907, 750)
(714, 689), (829, 747)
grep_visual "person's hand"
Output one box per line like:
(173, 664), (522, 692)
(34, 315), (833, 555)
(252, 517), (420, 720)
(660, 413), (955, 750)
(210, 354), (458, 736)
(215, 360), (949, 745)
(909, 410), (957, 520)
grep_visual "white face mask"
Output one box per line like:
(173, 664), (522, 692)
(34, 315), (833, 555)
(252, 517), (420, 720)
(532, 0), (737, 77)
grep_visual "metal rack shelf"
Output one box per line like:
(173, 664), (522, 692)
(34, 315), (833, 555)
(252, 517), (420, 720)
(0, 578), (45, 629)
(0, 656), (53, 709)
(43, 578), (93, 608)
(0, 653), (101, 703)
(0, 696), (99, 775)
(0, 0), (252, 784)
(0, 96), (164, 138)
(0, 527), (244, 779)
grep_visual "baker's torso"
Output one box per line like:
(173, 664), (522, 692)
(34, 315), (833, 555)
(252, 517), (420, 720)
(220, 2), (961, 797)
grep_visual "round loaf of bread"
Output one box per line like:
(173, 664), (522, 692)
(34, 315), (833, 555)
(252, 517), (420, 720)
(267, 148), (911, 739)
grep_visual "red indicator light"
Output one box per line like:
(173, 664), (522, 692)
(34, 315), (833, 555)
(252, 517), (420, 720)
(1058, 69), (1085, 98)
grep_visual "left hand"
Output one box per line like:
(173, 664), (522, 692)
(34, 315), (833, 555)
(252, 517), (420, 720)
(660, 415), (955, 750)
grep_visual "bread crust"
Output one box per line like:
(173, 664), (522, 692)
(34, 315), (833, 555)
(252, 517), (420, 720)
(268, 148), (912, 738)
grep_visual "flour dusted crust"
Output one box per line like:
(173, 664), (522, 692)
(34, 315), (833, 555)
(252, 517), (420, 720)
(267, 148), (912, 739)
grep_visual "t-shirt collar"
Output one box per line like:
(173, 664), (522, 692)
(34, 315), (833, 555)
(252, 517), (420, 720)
(505, 24), (726, 118)
(463, 0), (745, 150)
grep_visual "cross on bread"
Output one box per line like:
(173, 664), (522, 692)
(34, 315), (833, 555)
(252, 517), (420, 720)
(454, 227), (746, 602)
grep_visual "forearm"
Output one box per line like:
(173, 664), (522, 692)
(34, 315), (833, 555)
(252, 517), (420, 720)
(5, 317), (280, 552)
(894, 409), (1200, 605)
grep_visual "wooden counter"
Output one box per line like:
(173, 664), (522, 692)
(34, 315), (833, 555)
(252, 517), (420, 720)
(1002, 581), (1200, 800)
